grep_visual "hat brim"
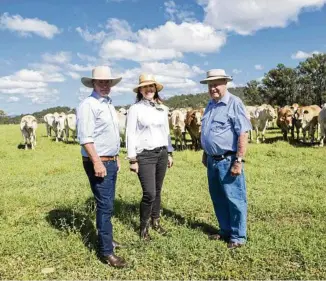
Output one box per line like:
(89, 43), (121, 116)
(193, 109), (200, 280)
(81, 77), (122, 88)
(133, 81), (163, 93)
(200, 76), (233, 84)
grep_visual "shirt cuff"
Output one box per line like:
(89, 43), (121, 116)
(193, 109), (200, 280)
(79, 137), (94, 145)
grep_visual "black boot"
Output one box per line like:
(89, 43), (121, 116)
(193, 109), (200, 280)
(140, 220), (151, 241)
(151, 218), (167, 236)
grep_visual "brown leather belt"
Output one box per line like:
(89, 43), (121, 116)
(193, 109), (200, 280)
(82, 156), (118, 162)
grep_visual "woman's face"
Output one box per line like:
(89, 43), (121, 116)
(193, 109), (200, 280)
(139, 84), (156, 100)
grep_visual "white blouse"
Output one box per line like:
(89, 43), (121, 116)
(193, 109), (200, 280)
(126, 101), (173, 159)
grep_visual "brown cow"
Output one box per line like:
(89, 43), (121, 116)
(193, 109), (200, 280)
(277, 106), (294, 141)
(185, 109), (203, 150)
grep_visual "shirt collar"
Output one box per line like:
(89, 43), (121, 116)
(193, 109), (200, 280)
(91, 90), (112, 104)
(210, 91), (230, 106)
(138, 99), (165, 111)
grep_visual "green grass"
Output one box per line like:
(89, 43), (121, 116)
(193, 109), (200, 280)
(0, 125), (325, 279)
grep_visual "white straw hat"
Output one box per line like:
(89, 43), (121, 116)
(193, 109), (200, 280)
(81, 66), (122, 88)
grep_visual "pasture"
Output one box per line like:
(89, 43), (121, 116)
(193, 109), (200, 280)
(0, 124), (325, 279)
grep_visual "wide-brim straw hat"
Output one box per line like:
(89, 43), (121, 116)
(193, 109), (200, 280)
(81, 66), (122, 88)
(133, 74), (163, 93)
(200, 69), (233, 84)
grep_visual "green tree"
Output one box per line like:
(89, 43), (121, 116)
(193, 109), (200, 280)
(297, 53), (326, 106)
(243, 80), (264, 105)
(262, 64), (298, 106)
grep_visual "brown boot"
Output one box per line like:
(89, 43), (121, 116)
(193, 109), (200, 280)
(140, 221), (151, 241)
(102, 254), (127, 268)
(151, 218), (167, 236)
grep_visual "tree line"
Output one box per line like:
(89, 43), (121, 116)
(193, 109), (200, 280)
(3, 51), (325, 126)
(244, 53), (326, 106)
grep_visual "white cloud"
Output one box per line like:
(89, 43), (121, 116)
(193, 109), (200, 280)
(141, 61), (204, 78)
(164, 1), (196, 23)
(106, 18), (137, 41)
(138, 21), (226, 53)
(100, 39), (183, 61)
(255, 64), (264, 70)
(42, 51), (71, 64)
(77, 53), (97, 62)
(67, 63), (95, 72)
(291, 50), (321, 59)
(199, 0), (326, 35)
(232, 69), (242, 74)
(0, 69), (62, 104)
(0, 12), (60, 39)
(76, 27), (106, 43)
(66, 71), (81, 79)
(29, 63), (62, 72)
(7, 96), (20, 102)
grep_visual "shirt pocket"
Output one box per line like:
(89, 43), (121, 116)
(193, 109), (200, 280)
(210, 115), (230, 132)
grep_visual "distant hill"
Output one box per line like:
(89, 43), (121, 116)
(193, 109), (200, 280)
(0, 88), (245, 124)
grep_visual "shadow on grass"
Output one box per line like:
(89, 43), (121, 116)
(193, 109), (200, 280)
(17, 143), (25, 149)
(91, 197), (220, 236)
(46, 208), (98, 254)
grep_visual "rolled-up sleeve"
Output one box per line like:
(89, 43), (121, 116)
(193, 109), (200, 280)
(126, 105), (138, 159)
(233, 102), (252, 135)
(165, 114), (174, 153)
(77, 101), (96, 145)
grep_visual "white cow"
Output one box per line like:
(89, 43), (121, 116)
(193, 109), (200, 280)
(170, 109), (186, 150)
(20, 115), (38, 150)
(65, 113), (77, 143)
(117, 111), (127, 146)
(55, 112), (66, 142)
(43, 113), (55, 137)
(247, 104), (277, 143)
(318, 104), (326, 147)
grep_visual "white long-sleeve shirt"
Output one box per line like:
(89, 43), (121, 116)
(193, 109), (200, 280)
(126, 100), (173, 159)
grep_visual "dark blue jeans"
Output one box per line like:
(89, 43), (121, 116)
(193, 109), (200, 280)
(207, 155), (247, 244)
(83, 160), (118, 256)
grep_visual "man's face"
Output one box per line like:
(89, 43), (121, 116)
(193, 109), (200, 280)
(93, 80), (111, 97)
(208, 79), (227, 101)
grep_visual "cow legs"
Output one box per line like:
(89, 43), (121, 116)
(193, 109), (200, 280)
(320, 125), (325, 147)
(255, 128), (260, 143)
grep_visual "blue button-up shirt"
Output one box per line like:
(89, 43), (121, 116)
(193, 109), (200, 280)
(201, 91), (252, 156)
(77, 91), (120, 157)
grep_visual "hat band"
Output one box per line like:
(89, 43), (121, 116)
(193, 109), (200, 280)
(139, 80), (156, 84)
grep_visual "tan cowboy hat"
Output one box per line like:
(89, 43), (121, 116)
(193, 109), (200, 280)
(81, 66), (122, 88)
(133, 74), (163, 93)
(200, 69), (233, 84)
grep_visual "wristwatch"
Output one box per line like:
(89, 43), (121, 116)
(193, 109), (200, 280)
(235, 157), (244, 163)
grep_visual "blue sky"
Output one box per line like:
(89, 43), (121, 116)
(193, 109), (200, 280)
(0, 0), (325, 115)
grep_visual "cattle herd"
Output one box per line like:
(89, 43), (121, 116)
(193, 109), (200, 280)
(19, 103), (326, 150)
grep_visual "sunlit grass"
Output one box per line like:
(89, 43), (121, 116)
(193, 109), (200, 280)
(0, 124), (325, 279)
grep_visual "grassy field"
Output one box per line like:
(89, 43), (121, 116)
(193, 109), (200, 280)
(0, 124), (325, 279)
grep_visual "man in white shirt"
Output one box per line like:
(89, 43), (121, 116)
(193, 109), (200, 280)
(77, 66), (127, 268)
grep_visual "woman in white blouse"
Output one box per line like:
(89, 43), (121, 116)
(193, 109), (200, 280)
(126, 74), (174, 241)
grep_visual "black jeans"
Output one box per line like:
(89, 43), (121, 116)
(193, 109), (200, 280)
(137, 147), (168, 228)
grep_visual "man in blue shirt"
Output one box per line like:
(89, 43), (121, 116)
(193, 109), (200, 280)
(77, 66), (127, 268)
(200, 69), (252, 249)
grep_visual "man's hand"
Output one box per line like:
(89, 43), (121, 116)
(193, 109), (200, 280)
(116, 156), (121, 172)
(94, 161), (107, 177)
(167, 155), (173, 168)
(130, 162), (139, 173)
(202, 152), (207, 168)
(230, 161), (242, 176)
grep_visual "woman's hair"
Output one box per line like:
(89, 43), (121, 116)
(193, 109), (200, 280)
(136, 84), (163, 103)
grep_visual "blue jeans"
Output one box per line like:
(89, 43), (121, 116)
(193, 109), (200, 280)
(207, 155), (247, 244)
(83, 160), (118, 256)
